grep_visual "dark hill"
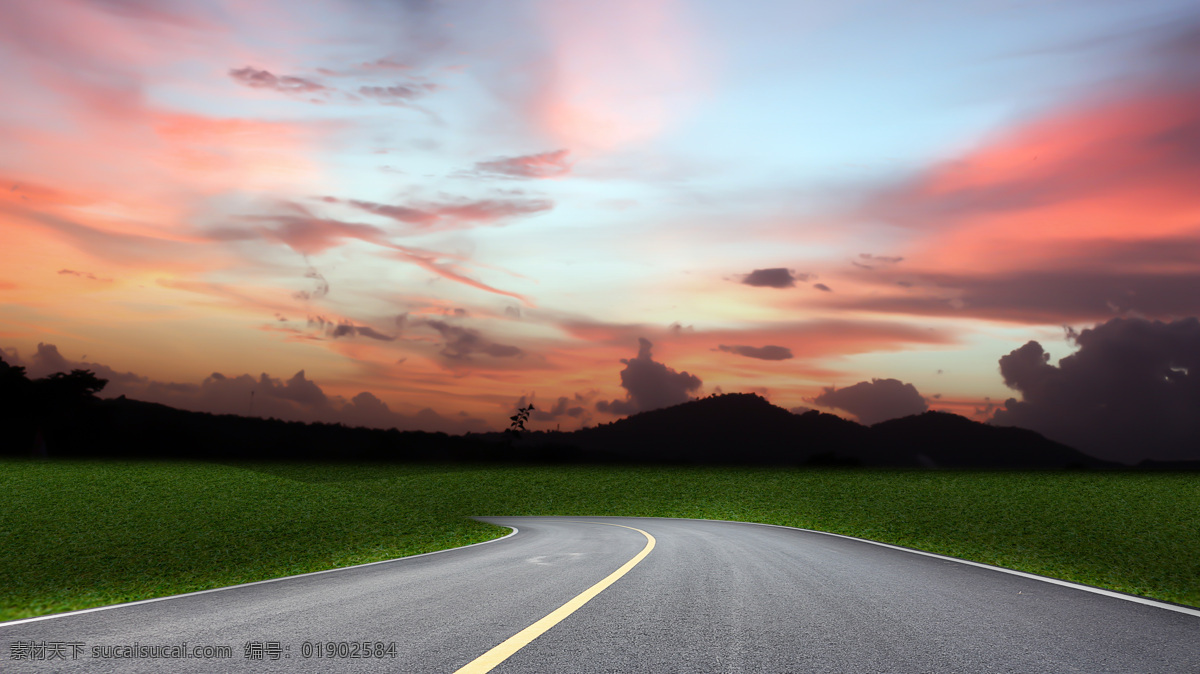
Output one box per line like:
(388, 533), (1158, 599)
(516, 393), (1116, 469)
(563, 393), (867, 464)
(1, 395), (495, 462)
(865, 411), (1109, 469)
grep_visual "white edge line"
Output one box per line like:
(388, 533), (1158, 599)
(0, 526), (519, 628)
(724, 519), (1200, 619)
(493, 515), (1200, 619)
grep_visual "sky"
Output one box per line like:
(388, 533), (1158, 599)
(2, 0), (1199, 463)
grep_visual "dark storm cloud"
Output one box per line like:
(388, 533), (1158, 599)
(992, 317), (1200, 463)
(596, 338), (702, 415)
(716, 344), (794, 361)
(811, 378), (928, 426)
(741, 268), (804, 288)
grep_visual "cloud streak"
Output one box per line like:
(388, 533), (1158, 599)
(471, 150), (572, 179)
(229, 67), (328, 94)
(215, 206), (532, 304)
(329, 195), (554, 230)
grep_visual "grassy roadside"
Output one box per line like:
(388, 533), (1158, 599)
(1, 460), (1197, 622)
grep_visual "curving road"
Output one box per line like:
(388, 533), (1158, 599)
(2, 516), (1197, 672)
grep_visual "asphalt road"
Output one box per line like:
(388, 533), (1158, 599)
(2, 516), (1197, 673)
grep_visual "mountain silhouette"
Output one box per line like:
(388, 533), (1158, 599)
(0, 359), (1138, 469)
(864, 411), (1105, 468)
(512, 393), (1114, 469)
(552, 393), (867, 465)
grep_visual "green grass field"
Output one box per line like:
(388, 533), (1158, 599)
(1, 460), (1197, 622)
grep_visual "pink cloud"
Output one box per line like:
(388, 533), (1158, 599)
(471, 150), (573, 179)
(560, 318), (953, 357)
(230, 213), (392, 256)
(834, 35), (1200, 325)
(529, 0), (710, 152)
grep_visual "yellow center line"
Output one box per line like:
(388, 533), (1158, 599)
(454, 522), (656, 674)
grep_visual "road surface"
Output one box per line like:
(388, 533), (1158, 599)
(1, 516), (1197, 672)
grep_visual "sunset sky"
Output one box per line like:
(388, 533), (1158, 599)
(3, 0), (1199, 460)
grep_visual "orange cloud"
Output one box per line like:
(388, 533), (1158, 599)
(2, 179), (100, 208)
(152, 112), (326, 193)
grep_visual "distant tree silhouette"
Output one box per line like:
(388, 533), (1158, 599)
(35, 369), (107, 401)
(1, 356), (36, 455)
(507, 403), (534, 440)
(0, 357), (33, 406)
(0, 358), (108, 457)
